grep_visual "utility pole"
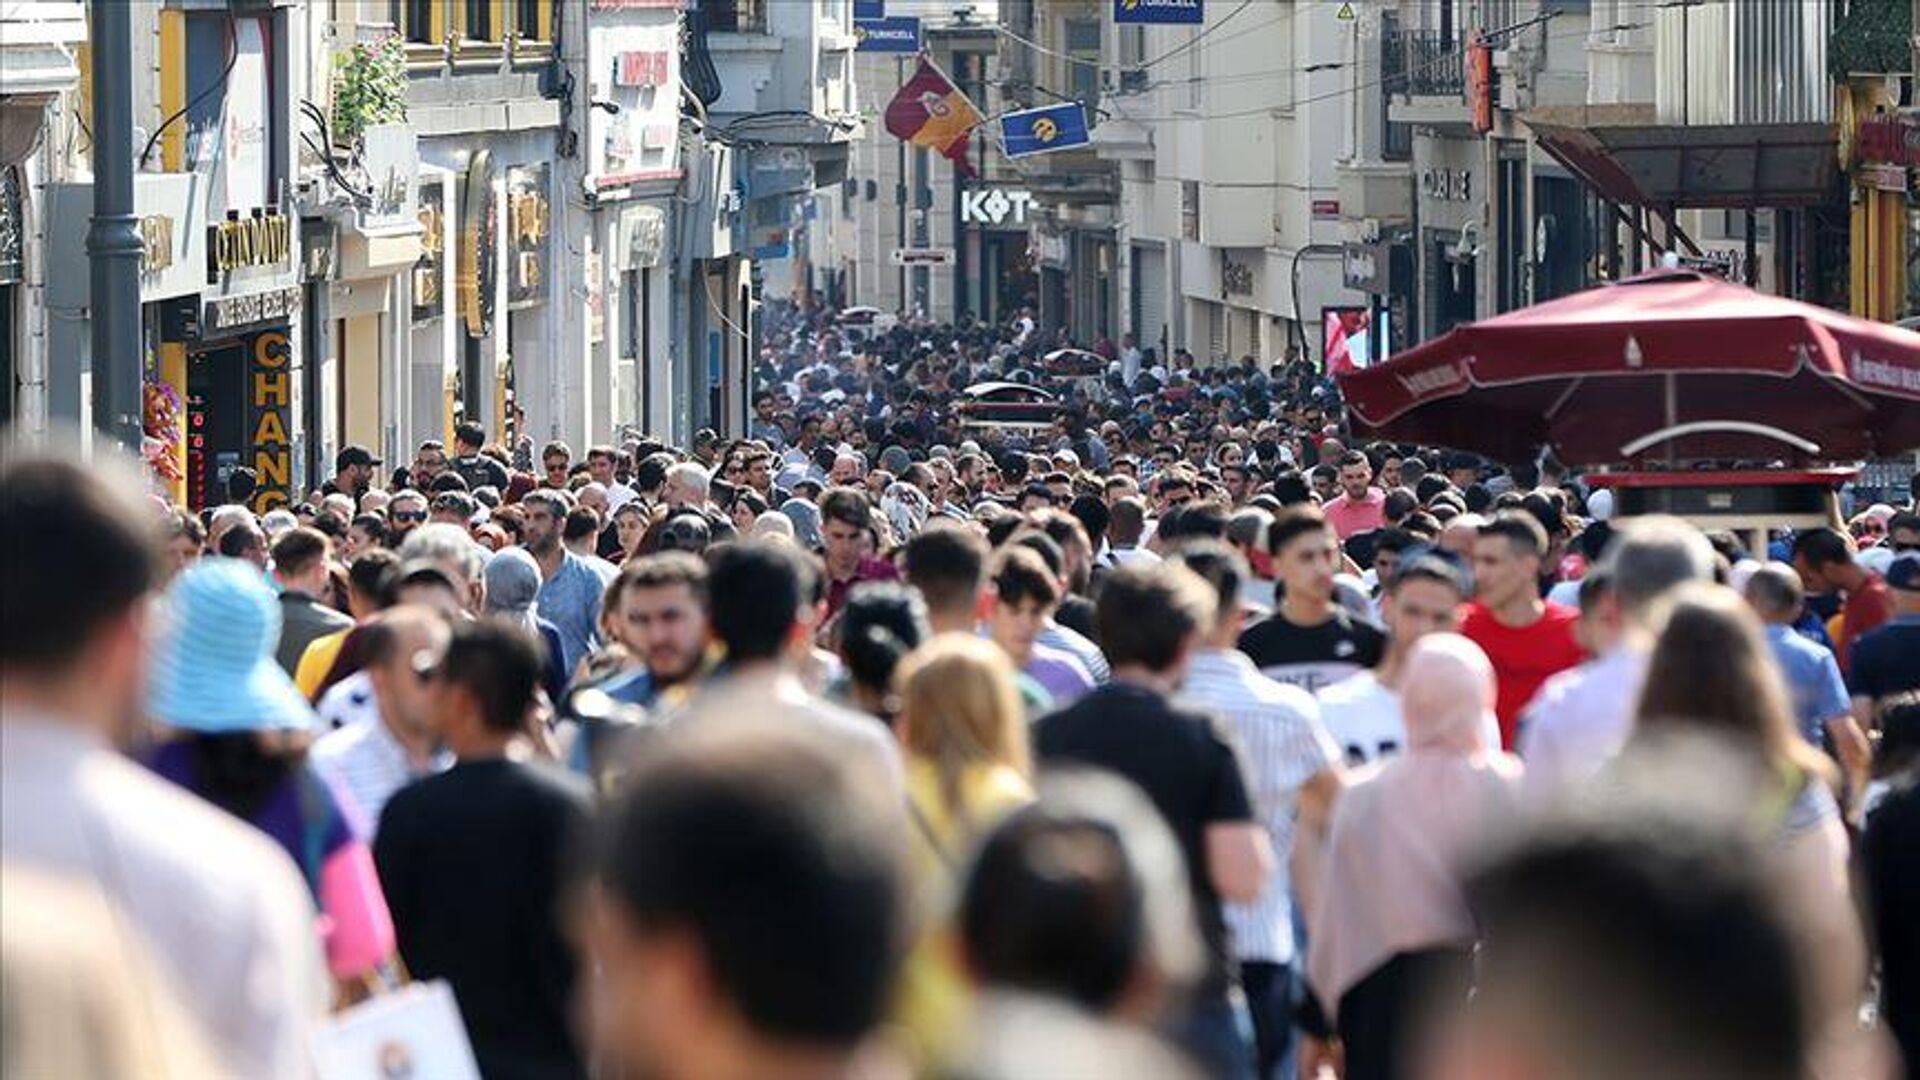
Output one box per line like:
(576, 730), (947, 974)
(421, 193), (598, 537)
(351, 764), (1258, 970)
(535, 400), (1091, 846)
(896, 55), (908, 313)
(86, 0), (144, 450)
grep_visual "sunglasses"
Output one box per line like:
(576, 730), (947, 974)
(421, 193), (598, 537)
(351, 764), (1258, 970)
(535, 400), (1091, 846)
(546, 462), (569, 472)
(393, 510), (427, 524)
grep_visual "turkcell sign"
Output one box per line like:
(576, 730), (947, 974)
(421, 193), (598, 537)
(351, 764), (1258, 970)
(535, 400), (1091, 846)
(855, 15), (921, 52)
(853, 0), (885, 19)
(1114, 0), (1203, 25)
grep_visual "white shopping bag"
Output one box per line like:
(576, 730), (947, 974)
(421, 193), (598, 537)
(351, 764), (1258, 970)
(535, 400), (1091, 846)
(313, 979), (481, 1080)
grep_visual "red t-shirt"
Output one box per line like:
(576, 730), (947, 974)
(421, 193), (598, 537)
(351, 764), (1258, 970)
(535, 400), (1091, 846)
(1835, 574), (1894, 674)
(1461, 601), (1585, 750)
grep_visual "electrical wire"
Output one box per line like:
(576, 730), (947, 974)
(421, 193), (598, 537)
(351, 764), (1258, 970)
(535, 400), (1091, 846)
(139, 11), (238, 169)
(1136, 0), (1257, 69)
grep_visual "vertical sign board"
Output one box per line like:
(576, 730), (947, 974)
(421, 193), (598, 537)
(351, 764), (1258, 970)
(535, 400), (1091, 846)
(1113, 0), (1204, 25)
(248, 329), (294, 512)
(460, 151), (498, 339)
(505, 164), (550, 309)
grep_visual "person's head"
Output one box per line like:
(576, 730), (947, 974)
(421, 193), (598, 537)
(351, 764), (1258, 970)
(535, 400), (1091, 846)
(894, 633), (1029, 802)
(1788, 526), (1857, 593)
(1602, 515), (1716, 636)
(395, 523), (486, 612)
(902, 524), (989, 633)
(1266, 506), (1339, 608)
(158, 509), (206, 582)
(343, 548), (400, 620)
(1095, 562), (1216, 679)
(837, 584), (930, 714)
(1887, 510), (1920, 553)
(1889, 553), (1920, 615)
(587, 445), (619, 487)
(818, 487), (874, 576)
(1402, 633), (1498, 755)
(1381, 552), (1470, 653)
(1635, 584), (1827, 785)
(1337, 451), (1373, 501)
(424, 618), (544, 753)
(1472, 511), (1550, 610)
(585, 723), (907, 1074)
(1030, 509), (1093, 593)
(392, 562), (467, 621)
(217, 518), (269, 569)
(960, 771), (1201, 1018)
(1740, 562), (1805, 627)
(541, 440), (574, 485)
(387, 490), (428, 539)
(334, 444), (380, 494)
(1169, 540), (1249, 645)
(707, 540), (817, 666)
(609, 553), (712, 689)
(564, 506), (603, 552)
(410, 440), (448, 483)
(429, 489), (477, 527)
(359, 606), (451, 742)
(1446, 813), (1808, 1080)
(269, 526), (333, 598)
(1308, 464), (1338, 504)
(986, 545), (1059, 665)
(453, 421), (487, 455)
(1108, 495), (1149, 549)
(342, 512), (389, 563)
(0, 449), (159, 738)
(520, 490), (568, 556)
(664, 462), (711, 511)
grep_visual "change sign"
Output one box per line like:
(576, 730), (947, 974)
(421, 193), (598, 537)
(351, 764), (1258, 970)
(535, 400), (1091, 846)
(1114, 0), (1203, 25)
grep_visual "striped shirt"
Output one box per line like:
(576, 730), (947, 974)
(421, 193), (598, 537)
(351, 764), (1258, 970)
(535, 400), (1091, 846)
(1038, 620), (1110, 683)
(311, 712), (450, 839)
(1179, 648), (1339, 965)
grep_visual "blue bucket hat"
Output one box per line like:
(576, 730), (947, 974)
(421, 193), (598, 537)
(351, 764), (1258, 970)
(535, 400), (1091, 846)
(148, 559), (314, 733)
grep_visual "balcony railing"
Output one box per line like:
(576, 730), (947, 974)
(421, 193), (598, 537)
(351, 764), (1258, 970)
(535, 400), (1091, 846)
(1388, 28), (1466, 99)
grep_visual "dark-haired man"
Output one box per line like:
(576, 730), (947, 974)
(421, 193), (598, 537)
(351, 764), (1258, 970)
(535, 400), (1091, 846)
(819, 486), (899, 618)
(449, 421), (509, 493)
(1322, 451), (1386, 539)
(326, 444), (381, 499)
(584, 722), (905, 1079)
(271, 526), (353, 674)
(1035, 562), (1270, 1079)
(375, 619), (592, 1079)
(1793, 526), (1892, 673)
(1238, 507), (1385, 693)
(599, 553), (713, 709)
(1463, 512), (1584, 749)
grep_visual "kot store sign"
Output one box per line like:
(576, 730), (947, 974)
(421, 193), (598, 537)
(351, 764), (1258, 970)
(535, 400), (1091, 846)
(961, 188), (1035, 228)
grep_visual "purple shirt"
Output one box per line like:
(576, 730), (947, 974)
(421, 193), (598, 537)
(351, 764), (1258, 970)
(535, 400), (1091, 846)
(145, 741), (356, 895)
(1027, 643), (1095, 706)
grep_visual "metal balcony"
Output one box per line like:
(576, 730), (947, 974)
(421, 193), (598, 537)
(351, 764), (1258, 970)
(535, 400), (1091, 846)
(1390, 28), (1466, 98)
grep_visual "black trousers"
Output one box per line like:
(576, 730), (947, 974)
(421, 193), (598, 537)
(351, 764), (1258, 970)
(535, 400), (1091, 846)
(1336, 948), (1473, 1080)
(1240, 960), (1296, 1080)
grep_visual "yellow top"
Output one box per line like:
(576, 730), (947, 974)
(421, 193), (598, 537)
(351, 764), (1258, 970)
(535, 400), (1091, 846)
(895, 756), (1033, 1070)
(294, 628), (351, 700)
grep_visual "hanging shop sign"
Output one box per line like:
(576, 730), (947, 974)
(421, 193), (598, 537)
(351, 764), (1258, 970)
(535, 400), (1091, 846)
(140, 215), (176, 276)
(206, 209), (293, 283)
(590, 20), (682, 190)
(999, 103), (1092, 159)
(247, 329), (294, 513)
(854, 15), (921, 52)
(506, 163), (551, 309)
(459, 150), (498, 338)
(301, 217), (336, 282)
(1113, 0), (1204, 26)
(203, 284), (301, 337)
(358, 124), (420, 232)
(1421, 167), (1473, 201)
(412, 177), (446, 323)
(1342, 240), (1391, 293)
(616, 203), (668, 271)
(0, 166), (22, 285)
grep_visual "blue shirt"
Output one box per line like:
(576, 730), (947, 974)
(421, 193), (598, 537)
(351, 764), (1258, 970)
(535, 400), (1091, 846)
(535, 552), (604, 675)
(1764, 624), (1851, 745)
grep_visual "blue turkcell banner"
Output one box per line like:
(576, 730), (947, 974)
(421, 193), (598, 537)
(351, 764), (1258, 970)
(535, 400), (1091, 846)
(854, 15), (921, 52)
(853, 0), (886, 19)
(1114, 0), (1204, 25)
(999, 102), (1092, 158)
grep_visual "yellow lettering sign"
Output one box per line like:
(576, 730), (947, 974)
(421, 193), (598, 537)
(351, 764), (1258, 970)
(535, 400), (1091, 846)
(252, 409), (287, 445)
(209, 213), (292, 275)
(139, 216), (174, 275)
(253, 370), (289, 407)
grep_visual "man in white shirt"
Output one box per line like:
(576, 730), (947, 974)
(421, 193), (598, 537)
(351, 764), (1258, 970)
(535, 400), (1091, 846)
(1318, 552), (1499, 764)
(1518, 516), (1715, 807)
(1, 450), (327, 1078)
(1173, 543), (1342, 1080)
(311, 606), (453, 834)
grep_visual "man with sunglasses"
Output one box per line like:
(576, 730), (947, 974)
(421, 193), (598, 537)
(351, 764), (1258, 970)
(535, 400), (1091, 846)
(540, 441), (574, 491)
(311, 606), (452, 836)
(387, 491), (429, 545)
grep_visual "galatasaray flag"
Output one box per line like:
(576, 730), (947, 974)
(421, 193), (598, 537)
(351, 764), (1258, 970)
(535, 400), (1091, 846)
(884, 57), (984, 176)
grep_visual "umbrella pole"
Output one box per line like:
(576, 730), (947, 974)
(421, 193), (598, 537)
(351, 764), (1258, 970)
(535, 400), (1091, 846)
(1664, 373), (1677, 468)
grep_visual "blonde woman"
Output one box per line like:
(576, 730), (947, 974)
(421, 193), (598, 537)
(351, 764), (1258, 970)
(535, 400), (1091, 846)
(891, 633), (1036, 1065)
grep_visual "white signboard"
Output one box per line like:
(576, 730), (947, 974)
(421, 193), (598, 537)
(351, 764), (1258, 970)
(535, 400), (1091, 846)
(891, 247), (955, 267)
(960, 188), (1034, 227)
(224, 17), (269, 211)
(587, 18), (682, 191)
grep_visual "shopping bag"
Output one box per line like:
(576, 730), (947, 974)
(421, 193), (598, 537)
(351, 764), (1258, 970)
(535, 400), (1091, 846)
(312, 978), (480, 1080)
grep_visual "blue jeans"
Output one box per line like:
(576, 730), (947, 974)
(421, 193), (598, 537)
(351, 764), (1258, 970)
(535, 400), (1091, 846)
(1241, 961), (1297, 1080)
(1172, 991), (1256, 1080)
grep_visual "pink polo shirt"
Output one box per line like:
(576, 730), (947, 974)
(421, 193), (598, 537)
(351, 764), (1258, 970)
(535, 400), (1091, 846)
(1323, 488), (1387, 538)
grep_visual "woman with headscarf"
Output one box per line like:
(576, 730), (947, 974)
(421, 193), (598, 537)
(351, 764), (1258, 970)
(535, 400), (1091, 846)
(1305, 633), (1522, 1080)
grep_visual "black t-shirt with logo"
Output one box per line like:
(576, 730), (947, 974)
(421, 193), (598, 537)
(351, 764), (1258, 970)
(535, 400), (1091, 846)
(1237, 607), (1386, 695)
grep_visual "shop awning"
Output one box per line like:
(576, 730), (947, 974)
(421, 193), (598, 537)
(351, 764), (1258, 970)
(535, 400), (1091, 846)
(1522, 104), (1839, 209)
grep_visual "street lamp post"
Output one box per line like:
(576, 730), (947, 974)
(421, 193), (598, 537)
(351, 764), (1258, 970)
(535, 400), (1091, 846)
(85, 0), (145, 450)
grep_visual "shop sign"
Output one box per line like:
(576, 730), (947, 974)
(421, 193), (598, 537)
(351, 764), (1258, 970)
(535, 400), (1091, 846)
(890, 247), (955, 267)
(1421, 167), (1472, 201)
(43, 172), (207, 307)
(301, 217), (336, 282)
(1311, 199), (1341, 221)
(617, 204), (667, 270)
(1857, 115), (1920, 169)
(459, 151), (498, 338)
(1221, 253), (1255, 297)
(961, 188), (1034, 227)
(204, 284), (301, 336)
(749, 146), (815, 200)
(0, 166), (22, 285)
(1466, 32), (1493, 134)
(590, 21), (682, 190)
(358, 125), (420, 232)
(1343, 241), (1390, 293)
(412, 178), (445, 323)
(141, 215), (176, 276)
(206, 209), (293, 282)
(1113, 0), (1204, 26)
(248, 329), (294, 513)
(506, 164), (551, 308)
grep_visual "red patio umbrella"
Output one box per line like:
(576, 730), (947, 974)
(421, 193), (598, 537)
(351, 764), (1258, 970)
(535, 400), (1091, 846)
(1335, 269), (1920, 466)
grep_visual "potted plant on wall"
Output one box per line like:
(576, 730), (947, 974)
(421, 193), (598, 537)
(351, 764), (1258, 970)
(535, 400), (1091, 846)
(331, 33), (408, 150)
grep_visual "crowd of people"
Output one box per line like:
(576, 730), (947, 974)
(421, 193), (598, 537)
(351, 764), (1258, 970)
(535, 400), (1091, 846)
(3, 304), (1919, 1080)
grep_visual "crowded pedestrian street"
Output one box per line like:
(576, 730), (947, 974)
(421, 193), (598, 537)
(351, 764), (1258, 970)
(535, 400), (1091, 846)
(4, 1), (1920, 1078)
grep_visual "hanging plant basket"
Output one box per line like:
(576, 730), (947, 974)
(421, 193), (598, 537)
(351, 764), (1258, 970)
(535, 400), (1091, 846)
(332, 34), (409, 148)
